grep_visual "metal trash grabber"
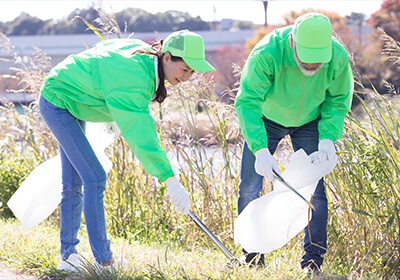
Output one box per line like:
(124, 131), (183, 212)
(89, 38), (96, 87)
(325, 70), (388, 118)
(273, 170), (315, 210)
(188, 210), (237, 266)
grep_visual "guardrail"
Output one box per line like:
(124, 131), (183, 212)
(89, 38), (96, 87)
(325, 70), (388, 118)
(0, 92), (36, 105)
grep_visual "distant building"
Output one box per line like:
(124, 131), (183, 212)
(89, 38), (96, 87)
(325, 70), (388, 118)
(0, 30), (256, 103)
(220, 19), (235, 31)
(0, 30), (255, 73)
(349, 24), (373, 45)
(219, 19), (254, 31)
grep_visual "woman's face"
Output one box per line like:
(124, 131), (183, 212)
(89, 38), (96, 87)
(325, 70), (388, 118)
(163, 53), (195, 85)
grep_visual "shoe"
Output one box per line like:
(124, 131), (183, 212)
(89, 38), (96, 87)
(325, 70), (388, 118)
(57, 254), (84, 272)
(238, 252), (265, 268)
(94, 257), (126, 274)
(302, 264), (322, 278)
(94, 259), (116, 274)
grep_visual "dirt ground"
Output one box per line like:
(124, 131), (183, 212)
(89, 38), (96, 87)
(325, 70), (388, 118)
(0, 267), (36, 280)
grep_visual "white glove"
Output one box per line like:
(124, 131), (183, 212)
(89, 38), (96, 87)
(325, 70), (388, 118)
(254, 148), (280, 182)
(106, 122), (121, 140)
(165, 177), (190, 214)
(310, 139), (337, 164)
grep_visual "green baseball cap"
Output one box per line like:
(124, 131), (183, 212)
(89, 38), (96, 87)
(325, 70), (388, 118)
(292, 13), (332, 63)
(162, 30), (216, 72)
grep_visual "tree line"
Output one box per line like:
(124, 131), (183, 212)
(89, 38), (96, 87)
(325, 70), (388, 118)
(0, 6), (253, 36)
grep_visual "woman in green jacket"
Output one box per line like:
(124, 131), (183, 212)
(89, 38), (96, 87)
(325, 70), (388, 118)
(38, 30), (215, 272)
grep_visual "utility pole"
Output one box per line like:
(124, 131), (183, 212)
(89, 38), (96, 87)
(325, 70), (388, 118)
(263, 1), (268, 26)
(213, 5), (217, 30)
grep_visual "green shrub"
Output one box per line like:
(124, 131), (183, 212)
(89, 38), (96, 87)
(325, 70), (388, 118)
(0, 157), (32, 219)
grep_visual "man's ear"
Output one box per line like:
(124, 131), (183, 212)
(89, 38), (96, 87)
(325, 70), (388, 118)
(290, 33), (294, 48)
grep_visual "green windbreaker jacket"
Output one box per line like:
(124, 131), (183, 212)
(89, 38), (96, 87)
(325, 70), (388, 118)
(235, 26), (354, 154)
(41, 39), (174, 182)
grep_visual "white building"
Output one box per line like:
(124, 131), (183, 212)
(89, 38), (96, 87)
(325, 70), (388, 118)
(1, 30), (256, 73)
(0, 29), (256, 103)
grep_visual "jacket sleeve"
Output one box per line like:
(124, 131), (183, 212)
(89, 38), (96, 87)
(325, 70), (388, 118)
(234, 51), (274, 153)
(318, 56), (354, 142)
(105, 89), (175, 182)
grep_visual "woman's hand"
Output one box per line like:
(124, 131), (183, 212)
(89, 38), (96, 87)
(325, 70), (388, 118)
(165, 177), (190, 214)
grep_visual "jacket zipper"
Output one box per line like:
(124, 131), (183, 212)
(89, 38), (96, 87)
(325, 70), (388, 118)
(293, 75), (305, 126)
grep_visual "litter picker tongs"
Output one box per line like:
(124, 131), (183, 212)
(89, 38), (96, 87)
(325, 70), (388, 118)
(187, 171), (313, 267)
(273, 170), (315, 210)
(188, 210), (238, 266)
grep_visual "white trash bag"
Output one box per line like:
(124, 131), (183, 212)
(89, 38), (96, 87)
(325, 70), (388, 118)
(7, 122), (120, 230)
(234, 149), (336, 254)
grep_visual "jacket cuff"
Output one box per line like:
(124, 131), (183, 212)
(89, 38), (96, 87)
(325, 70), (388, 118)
(252, 144), (268, 154)
(319, 134), (336, 143)
(163, 175), (175, 183)
(160, 171), (175, 183)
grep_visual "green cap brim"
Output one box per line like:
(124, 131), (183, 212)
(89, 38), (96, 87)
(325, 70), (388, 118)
(296, 43), (332, 63)
(183, 57), (216, 72)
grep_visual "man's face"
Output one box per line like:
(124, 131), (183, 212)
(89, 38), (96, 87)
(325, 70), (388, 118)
(293, 43), (324, 76)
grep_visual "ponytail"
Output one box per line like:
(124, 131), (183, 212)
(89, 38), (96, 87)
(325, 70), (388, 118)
(133, 39), (183, 103)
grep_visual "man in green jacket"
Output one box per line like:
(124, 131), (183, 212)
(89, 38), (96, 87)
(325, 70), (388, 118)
(234, 13), (353, 273)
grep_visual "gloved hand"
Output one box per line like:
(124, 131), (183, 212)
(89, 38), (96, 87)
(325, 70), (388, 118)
(165, 176), (190, 214)
(105, 122), (121, 140)
(254, 148), (280, 182)
(310, 139), (337, 164)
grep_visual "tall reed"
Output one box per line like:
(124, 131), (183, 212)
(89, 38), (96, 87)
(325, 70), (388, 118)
(322, 28), (400, 278)
(1, 16), (400, 278)
(325, 92), (400, 278)
(103, 72), (243, 252)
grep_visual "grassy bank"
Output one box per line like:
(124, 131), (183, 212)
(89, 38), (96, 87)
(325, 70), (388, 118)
(0, 219), (356, 280)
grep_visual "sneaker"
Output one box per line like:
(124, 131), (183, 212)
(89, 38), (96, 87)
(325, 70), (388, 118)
(94, 257), (127, 274)
(57, 254), (84, 272)
(302, 264), (322, 278)
(238, 252), (265, 268)
(94, 259), (117, 274)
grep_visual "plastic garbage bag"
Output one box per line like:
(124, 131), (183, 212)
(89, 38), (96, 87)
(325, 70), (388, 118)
(7, 122), (120, 230)
(234, 149), (337, 254)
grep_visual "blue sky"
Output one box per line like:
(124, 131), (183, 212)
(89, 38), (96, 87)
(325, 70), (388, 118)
(1, 0), (384, 25)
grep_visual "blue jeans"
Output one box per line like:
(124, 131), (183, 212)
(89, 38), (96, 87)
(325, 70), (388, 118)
(39, 95), (113, 264)
(238, 117), (327, 269)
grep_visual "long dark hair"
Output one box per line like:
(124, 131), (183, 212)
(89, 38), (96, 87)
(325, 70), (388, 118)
(133, 39), (183, 103)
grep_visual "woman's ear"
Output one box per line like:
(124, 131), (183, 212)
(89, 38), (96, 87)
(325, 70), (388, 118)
(163, 52), (171, 64)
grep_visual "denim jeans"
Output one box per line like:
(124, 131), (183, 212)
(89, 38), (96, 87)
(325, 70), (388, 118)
(237, 117), (327, 269)
(39, 95), (113, 264)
